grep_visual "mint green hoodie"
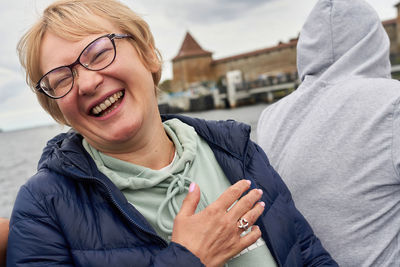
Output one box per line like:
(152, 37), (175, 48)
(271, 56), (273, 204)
(84, 119), (276, 266)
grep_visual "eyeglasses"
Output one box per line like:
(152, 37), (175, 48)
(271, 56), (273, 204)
(36, 33), (132, 99)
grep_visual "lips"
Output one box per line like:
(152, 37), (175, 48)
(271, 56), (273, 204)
(91, 90), (125, 117)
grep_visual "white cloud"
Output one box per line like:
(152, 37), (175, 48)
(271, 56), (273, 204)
(138, 0), (276, 24)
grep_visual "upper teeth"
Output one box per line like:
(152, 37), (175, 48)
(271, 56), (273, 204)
(92, 91), (123, 115)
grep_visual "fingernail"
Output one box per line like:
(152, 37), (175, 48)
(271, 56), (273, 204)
(246, 180), (251, 186)
(189, 182), (196, 192)
(259, 201), (265, 207)
(257, 189), (263, 195)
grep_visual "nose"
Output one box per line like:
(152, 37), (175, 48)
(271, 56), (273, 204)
(74, 66), (103, 96)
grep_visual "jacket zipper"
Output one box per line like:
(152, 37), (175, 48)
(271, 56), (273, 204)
(81, 175), (168, 248)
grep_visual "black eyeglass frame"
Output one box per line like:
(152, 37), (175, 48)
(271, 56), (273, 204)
(35, 33), (132, 99)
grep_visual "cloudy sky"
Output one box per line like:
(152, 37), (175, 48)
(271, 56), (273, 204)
(0, 0), (398, 131)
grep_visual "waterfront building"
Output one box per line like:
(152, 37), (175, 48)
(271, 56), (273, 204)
(170, 3), (400, 92)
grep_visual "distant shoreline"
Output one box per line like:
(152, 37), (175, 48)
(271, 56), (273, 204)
(0, 123), (68, 134)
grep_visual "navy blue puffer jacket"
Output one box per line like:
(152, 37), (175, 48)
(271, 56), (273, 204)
(7, 115), (337, 266)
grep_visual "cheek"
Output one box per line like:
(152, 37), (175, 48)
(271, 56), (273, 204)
(114, 50), (154, 83)
(56, 99), (70, 114)
(56, 95), (79, 120)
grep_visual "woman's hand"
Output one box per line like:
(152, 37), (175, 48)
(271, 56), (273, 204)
(171, 180), (265, 267)
(0, 217), (9, 266)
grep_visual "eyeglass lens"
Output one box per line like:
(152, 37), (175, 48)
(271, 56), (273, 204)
(39, 35), (116, 98)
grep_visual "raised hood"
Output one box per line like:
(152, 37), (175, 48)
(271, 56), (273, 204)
(297, 0), (391, 82)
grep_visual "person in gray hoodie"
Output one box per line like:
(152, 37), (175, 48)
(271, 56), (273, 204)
(257, 0), (400, 266)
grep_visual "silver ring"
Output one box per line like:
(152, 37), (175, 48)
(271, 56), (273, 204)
(238, 218), (249, 230)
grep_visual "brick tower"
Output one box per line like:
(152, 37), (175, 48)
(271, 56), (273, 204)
(172, 32), (213, 92)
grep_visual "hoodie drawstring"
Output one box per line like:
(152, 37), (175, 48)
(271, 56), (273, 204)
(156, 161), (209, 234)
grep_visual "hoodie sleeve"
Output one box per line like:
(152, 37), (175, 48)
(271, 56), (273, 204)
(249, 143), (338, 266)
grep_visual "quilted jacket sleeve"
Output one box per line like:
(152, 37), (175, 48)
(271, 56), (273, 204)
(7, 185), (74, 266)
(251, 143), (338, 267)
(150, 242), (205, 267)
(7, 184), (205, 267)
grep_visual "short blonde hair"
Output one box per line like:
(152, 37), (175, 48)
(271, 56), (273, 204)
(17, 0), (162, 125)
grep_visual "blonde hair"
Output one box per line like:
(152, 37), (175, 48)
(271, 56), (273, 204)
(17, 0), (162, 125)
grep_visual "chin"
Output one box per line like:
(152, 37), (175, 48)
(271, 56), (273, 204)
(107, 120), (143, 142)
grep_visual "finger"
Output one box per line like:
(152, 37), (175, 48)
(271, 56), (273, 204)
(236, 201), (265, 231)
(178, 182), (200, 217)
(227, 226), (262, 260)
(214, 180), (251, 211)
(238, 225), (262, 249)
(228, 188), (263, 219)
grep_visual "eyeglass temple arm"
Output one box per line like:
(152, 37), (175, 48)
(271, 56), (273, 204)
(111, 33), (133, 40)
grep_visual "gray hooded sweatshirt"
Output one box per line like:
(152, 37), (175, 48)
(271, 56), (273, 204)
(257, 0), (400, 266)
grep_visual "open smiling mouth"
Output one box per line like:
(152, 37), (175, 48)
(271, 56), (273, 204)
(91, 90), (125, 117)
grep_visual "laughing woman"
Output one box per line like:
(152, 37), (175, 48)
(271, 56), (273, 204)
(7, 0), (337, 266)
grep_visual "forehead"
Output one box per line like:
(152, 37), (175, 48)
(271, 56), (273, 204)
(39, 16), (119, 74)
